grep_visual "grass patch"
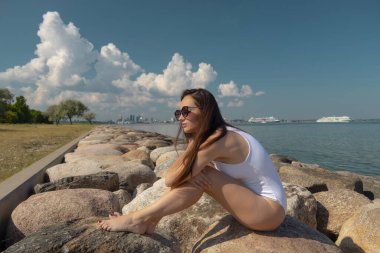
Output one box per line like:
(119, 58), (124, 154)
(0, 124), (95, 182)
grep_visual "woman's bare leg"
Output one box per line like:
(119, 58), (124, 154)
(99, 168), (285, 233)
(201, 167), (285, 231)
(98, 182), (204, 233)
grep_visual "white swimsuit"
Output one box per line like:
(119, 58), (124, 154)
(212, 126), (287, 211)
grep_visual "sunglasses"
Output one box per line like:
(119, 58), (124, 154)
(174, 106), (200, 121)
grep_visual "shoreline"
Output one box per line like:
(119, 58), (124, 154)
(1, 125), (379, 252)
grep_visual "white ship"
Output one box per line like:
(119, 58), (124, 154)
(316, 116), (352, 123)
(248, 116), (280, 123)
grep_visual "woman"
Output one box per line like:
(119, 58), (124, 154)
(98, 88), (286, 233)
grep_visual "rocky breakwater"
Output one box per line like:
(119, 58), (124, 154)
(3, 126), (379, 252)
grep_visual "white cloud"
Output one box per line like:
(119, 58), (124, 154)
(255, 91), (265, 96)
(0, 11), (219, 120)
(136, 53), (217, 96)
(218, 81), (253, 97)
(227, 98), (244, 107)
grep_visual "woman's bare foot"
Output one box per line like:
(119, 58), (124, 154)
(109, 212), (122, 219)
(98, 212), (149, 233)
(146, 220), (159, 235)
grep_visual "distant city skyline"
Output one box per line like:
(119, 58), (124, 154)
(0, 0), (379, 121)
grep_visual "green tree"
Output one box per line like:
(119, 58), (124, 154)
(60, 99), (88, 124)
(30, 109), (50, 123)
(83, 111), (96, 124)
(11, 96), (31, 123)
(45, 104), (65, 125)
(0, 88), (14, 122)
(4, 111), (18, 123)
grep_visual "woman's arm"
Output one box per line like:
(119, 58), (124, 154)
(165, 137), (223, 187)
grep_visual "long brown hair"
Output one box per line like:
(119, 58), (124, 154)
(173, 88), (229, 186)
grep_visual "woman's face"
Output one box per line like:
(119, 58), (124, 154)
(179, 95), (202, 134)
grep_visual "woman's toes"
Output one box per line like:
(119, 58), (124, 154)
(109, 212), (122, 219)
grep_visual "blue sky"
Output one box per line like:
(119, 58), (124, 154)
(0, 0), (379, 121)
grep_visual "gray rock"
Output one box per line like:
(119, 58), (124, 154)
(34, 172), (119, 193)
(155, 158), (177, 178)
(122, 179), (341, 253)
(3, 218), (179, 253)
(136, 139), (172, 149)
(113, 189), (132, 207)
(284, 183), (317, 228)
(74, 143), (124, 156)
(133, 183), (153, 198)
(6, 189), (120, 245)
(122, 179), (228, 252)
(105, 162), (157, 192)
(46, 160), (103, 182)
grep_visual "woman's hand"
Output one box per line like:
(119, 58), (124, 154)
(189, 169), (212, 191)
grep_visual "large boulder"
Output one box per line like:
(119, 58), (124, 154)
(122, 179), (341, 252)
(133, 182), (153, 198)
(135, 139), (172, 149)
(105, 162), (157, 192)
(155, 158), (177, 178)
(64, 155), (130, 168)
(193, 215), (342, 252)
(283, 183), (317, 228)
(336, 201), (380, 253)
(314, 189), (371, 240)
(270, 154), (297, 171)
(113, 189), (133, 207)
(34, 171), (119, 193)
(46, 160), (103, 181)
(156, 150), (185, 167)
(279, 165), (363, 193)
(336, 171), (380, 200)
(150, 145), (186, 163)
(6, 189), (120, 245)
(122, 179), (228, 252)
(74, 143), (124, 156)
(3, 218), (179, 253)
(122, 149), (154, 169)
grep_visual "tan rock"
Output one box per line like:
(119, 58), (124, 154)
(279, 165), (363, 193)
(194, 215), (342, 253)
(314, 189), (371, 240)
(336, 170), (380, 200)
(122, 149), (150, 160)
(336, 201), (380, 253)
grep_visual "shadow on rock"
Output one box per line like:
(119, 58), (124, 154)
(191, 215), (341, 253)
(339, 237), (365, 253)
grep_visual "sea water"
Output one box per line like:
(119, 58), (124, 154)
(127, 122), (380, 177)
